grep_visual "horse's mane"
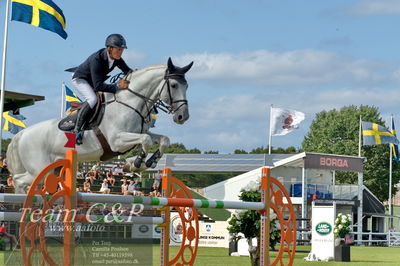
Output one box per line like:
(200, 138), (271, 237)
(130, 64), (166, 78)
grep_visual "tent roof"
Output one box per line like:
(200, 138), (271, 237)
(3, 90), (45, 111)
(145, 153), (293, 173)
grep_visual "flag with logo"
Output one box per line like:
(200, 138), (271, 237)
(270, 107), (305, 136)
(391, 119), (400, 162)
(11, 0), (67, 39)
(2, 110), (27, 134)
(362, 121), (399, 145)
(65, 85), (81, 110)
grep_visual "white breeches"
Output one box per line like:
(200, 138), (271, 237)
(72, 78), (97, 108)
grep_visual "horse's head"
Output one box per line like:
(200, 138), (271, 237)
(160, 58), (193, 124)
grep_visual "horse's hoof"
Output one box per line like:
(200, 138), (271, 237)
(145, 159), (154, 168)
(134, 159), (142, 169)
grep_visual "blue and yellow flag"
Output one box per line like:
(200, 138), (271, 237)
(65, 85), (81, 110)
(362, 121), (399, 145)
(11, 0), (67, 39)
(391, 119), (400, 162)
(2, 111), (27, 134)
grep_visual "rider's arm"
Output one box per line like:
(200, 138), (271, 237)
(90, 58), (118, 93)
(116, 58), (132, 74)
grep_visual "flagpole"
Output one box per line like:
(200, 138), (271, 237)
(61, 82), (65, 118)
(268, 104), (273, 154)
(358, 115), (362, 157)
(0, 0), (11, 155)
(389, 115), (393, 223)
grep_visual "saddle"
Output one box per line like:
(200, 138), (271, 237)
(58, 93), (106, 132)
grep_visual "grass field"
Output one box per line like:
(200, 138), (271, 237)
(1, 245), (400, 265)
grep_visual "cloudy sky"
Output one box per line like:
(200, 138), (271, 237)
(1, 0), (400, 153)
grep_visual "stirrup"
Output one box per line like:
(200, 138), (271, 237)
(76, 131), (84, 145)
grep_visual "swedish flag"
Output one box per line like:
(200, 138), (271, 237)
(65, 85), (81, 110)
(391, 119), (400, 162)
(362, 121), (399, 145)
(2, 111), (27, 134)
(11, 0), (67, 39)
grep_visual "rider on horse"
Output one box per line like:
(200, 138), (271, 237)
(71, 34), (132, 144)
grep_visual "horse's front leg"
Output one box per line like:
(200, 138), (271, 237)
(144, 132), (170, 168)
(110, 132), (153, 171)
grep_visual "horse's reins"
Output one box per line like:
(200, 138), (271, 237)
(106, 70), (188, 129)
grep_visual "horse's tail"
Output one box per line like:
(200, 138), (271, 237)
(6, 131), (24, 176)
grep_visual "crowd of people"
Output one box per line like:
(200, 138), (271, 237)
(77, 162), (162, 197)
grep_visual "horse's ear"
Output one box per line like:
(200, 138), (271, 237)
(181, 61), (193, 74)
(167, 57), (176, 72)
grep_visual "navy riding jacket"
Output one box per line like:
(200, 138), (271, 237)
(72, 48), (131, 93)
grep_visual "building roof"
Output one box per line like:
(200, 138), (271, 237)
(146, 153), (293, 173)
(3, 90), (45, 111)
(143, 152), (365, 173)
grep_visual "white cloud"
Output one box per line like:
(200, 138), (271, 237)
(175, 50), (391, 87)
(152, 86), (400, 153)
(123, 49), (147, 66)
(349, 0), (400, 16)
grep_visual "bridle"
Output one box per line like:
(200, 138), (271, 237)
(106, 69), (188, 130)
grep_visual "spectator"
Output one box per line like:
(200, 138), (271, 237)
(83, 178), (91, 192)
(91, 162), (102, 179)
(106, 169), (115, 186)
(149, 182), (161, 197)
(127, 180), (135, 195)
(121, 180), (128, 195)
(112, 164), (124, 176)
(100, 179), (110, 194)
(85, 171), (96, 184)
(6, 176), (13, 187)
(0, 224), (18, 250)
(153, 170), (162, 190)
(132, 179), (143, 196)
(77, 171), (84, 179)
(0, 185), (4, 193)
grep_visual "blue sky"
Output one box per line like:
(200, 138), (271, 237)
(1, 0), (400, 153)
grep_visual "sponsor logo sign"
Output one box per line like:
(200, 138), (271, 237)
(315, 222), (332, 235)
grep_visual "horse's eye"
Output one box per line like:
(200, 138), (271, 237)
(171, 83), (177, 89)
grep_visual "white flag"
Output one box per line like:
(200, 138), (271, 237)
(271, 107), (305, 136)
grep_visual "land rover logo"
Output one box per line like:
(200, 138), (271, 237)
(154, 226), (161, 234)
(316, 222), (332, 235)
(139, 225), (149, 233)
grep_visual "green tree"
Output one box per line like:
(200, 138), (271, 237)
(302, 105), (400, 202)
(1, 138), (11, 155)
(234, 149), (248, 154)
(204, 150), (219, 154)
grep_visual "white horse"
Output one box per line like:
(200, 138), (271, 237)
(7, 58), (193, 193)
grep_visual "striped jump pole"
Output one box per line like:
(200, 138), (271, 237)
(0, 193), (265, 210)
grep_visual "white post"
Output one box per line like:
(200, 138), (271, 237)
(60, 82), (65, 118)
(332, 170), (336, 199)
(0, 0), (11, 154)
(301, 167), (307, 240)
(357, 172), (363, 245)
(358, 115), (362, 157)
(389, 115), (394, 227)
(268, 104), (273, 154)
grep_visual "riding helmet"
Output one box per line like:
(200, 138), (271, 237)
(105, 34), (127, 49)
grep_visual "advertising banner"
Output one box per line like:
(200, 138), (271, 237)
(311, 203), (335, 261)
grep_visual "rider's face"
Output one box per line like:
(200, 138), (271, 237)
(108, 47), (124, 60)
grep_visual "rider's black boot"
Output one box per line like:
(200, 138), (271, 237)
(73, 102), (92, 145)
(73, 102), (92, 132)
